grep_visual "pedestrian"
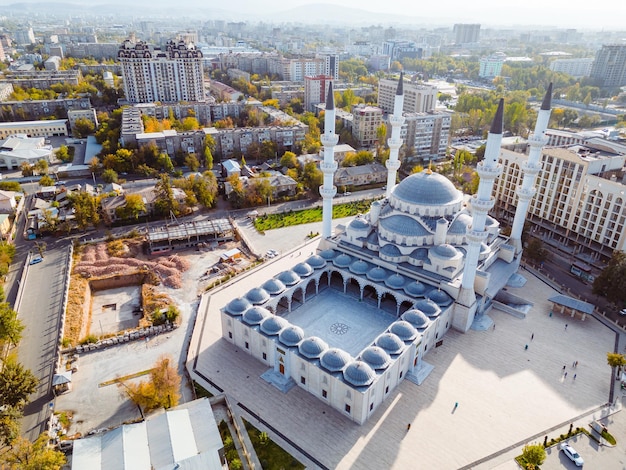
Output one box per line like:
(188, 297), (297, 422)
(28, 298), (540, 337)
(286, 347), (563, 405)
(407, 423), (411, 431)
(562, 365), (566, 371)
(525, 344), (528, 350)
(565, 323), (568, 330)
(572, 361), (576, 367)
(531, 333), (534, 340)
(575, 361), (578, 367)
(454, 402), (458, 409)
(564, 372), (568, 378)
(573, 374), (577, 380)
(493, 323), (496, 331)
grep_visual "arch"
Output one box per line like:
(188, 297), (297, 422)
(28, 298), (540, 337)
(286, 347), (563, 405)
(275, 294), (290, 315)
(399, 300), (413, 315)
(345, 277), (361, 300)
(318, 271), (330, 292)
(362, 284), (378, 307)
(305, 278), (317, 298)
(380, 291), (399, 315)
(329, 271), (345, 292)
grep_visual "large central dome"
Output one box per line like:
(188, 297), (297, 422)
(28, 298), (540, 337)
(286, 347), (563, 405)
(392, 170), (463, 207)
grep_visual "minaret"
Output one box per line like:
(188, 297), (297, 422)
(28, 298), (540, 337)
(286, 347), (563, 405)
(320, 82), (338, 238)
(456, 99), (504, 316)
(510, 83), (553, 254)
(385, 72), (405, 198)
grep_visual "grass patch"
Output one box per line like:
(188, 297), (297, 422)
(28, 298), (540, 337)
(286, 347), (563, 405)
(219, 420), (242, 470)
(253, 199), (376, 232)
(601, 428), (617, 445)
(243, 418), (304, 470)
(193, 381), (213, 398)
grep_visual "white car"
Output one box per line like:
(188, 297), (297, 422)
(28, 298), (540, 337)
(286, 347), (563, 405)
(559, 442), (584, 466)
(265, 249), (278, 258)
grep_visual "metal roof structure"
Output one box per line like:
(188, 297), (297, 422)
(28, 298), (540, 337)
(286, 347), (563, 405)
(548, 294), (595, 315)
(147, 218), (233, 244)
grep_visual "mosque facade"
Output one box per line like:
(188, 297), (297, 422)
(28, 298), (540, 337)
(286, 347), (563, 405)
(220, 80), (552, 424)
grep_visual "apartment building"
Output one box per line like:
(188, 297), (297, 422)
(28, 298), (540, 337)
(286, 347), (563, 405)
(0, 97), (92, 122)
(590, 44), (626, 88)
(304, 75), (333, 112)
(118, 39), (205, 104)
(479, 53), (505, 78)
(453, 24), (480, 45)
(549, 58), (594, 78)
(377, 78), (437, 115)
(402, 111), (451, 160)
(351, 104), (383, 148)
(1, 69), (81, 90)
(493, 142), (626, 263)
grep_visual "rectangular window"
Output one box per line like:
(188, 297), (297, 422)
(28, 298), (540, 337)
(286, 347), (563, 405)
(370, 403), (373, 411)
(345, 404), (351, 413)
(228, 332), (232, 339)
(262, 352), (267, 360)
(322, 389), (327, 398)
(300, 376), (306, 385)
(245, 341), (249, 349)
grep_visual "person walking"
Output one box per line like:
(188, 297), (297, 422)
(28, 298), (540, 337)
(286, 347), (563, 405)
(565, 323), (568, 330)
(562, 365), (566, 371)
(564, 372), (568, 378)
(573, 374), (577, 380)
(531, 333), (534, 341)
(407, 423), (411, 431)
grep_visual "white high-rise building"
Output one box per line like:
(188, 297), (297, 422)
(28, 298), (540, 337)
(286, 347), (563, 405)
(378, 78), (437, 115)
(549, 58), (594, 78)
(118, 39), (205, 104)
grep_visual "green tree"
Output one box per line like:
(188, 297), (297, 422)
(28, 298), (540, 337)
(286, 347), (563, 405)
(102, 168), (119, 184)
(69, 192), (100, 230)
(607, 352), (626, 377)
(156, 153), (174, 173)
(524, 238), (548, 262)
(302, 161), (323, 196)
(0, 432), (66, 469)
(593, 251), (626, 305)
(0, 303), (25, 346)
(38, 175), (54, 187)
(116, 194), (146, 220)
(184, 153), (200, 172)
(226, 174), (245, 209)
(34, 159), (49, 175)
(519, 443), (546, 468)
(0, 405), (22, 446)
(55, 145), (71, 162)
(0, 357), (38, 408)
(73, 117), (95, 138)
(203, 144), (214, 170)
(191, 172), (218, 208)
(154, 173), (179, 216)
(279, 151), (297, 168)
(20, 162), (34, 177)
(123, 356), (181, 413)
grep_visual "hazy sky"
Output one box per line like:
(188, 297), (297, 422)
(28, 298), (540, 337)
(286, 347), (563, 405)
(1, 0), (625, 29)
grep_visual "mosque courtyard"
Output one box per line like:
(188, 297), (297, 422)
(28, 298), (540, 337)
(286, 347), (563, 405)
(188, 236), (614, 470)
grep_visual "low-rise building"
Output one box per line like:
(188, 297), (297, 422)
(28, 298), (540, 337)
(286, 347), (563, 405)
(335, 163), (387, 187)
(1, 69), (81, 90)
(0, 119), (68, 139)
(0, 135), (53, 169)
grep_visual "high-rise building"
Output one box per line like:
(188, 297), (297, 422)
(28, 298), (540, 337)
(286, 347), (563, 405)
(316, 53), (339, 80)
(14, 27), (36, 45)
(378, 78), (437, 114)
(118, 39), (205, 104)
(304, 75), (333, 112)
(590, 44), (626, 88)
(479, 53), (506, 78)
(402, 111), (451, 160)
(549, 58), (594, 78)
(453, 24), (480, 45)
(351, 104), (383, 148)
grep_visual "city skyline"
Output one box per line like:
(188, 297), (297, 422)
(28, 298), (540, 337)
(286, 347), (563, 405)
(0, 0), (625, 29)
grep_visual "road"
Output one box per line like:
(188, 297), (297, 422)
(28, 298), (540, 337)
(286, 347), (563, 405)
(17, 243), (70, 441)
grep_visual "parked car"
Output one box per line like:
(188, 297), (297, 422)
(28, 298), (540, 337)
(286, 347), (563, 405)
(29, 255), (43, 265)
(559, 442), (584, 466)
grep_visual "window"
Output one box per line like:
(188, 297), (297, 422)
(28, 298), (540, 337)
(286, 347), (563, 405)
(300, 376), (306, 385)
(385, 386), (389, 394)
(400, 371), (403, 378)
(245, 341), (249, 349)
(370, 403), (373, 411)
(345, 404), (351, 413)
(322, 389), (327, 398)
(262, 352), (267, 360)
(228, 331), (232, 339)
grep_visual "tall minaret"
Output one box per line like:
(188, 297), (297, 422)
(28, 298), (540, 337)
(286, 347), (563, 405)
(320, 82), (338, 238)
(385, 72), (405, 198)
(457, 99), (504, 314)
(510, 83), (553, 254)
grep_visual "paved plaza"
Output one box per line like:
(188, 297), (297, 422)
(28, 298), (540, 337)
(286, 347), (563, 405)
(189, 220), (617, 469)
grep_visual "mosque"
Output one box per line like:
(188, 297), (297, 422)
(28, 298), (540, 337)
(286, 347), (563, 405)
(220, 78), (552, 424)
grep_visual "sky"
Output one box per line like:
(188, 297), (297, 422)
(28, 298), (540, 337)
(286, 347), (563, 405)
(0, 0), (625, 30)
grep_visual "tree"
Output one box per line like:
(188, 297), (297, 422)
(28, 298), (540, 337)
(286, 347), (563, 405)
(203, 144), (214, 170)
(519, 443), (546, 469)
(181, 117), (200, 131)
(116, 194), (146, 221)
(73, 117), (95, 138)
(0, 357), (38, 408)
(20, 162), (34, 177)
(607, 353), (626, 377)
(34, 159), (48, 175)
(69, 192), (99, 230)
(38, 175), (54, 187)
(593, 251), (626, 305)
(123, 356), (181, 414)
(279, 151), (297, 169)
(184, 153), (200, 172)
(154, 173), (179, 216)
(0, 432), (66, 469)
(0, 303), (25, 346)
(191, 172), (218, 208)
(156, 153), (174, 173)
(302, 161), (323, 196)
(55, 145), (71, 162)
(524, 238), (548, 263)
(102, 168), (119, 184)
(88, 156), (101, 175)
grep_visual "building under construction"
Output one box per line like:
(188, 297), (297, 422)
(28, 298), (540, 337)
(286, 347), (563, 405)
(146, 218), (235, 254)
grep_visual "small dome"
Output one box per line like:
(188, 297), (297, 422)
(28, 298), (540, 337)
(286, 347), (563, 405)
(366, 266), (388, 282)
(414, 299), (441, 317)
(293, 262), (314, 277)
(380, 243), (402, 257)
(349, 259), (370, 275)
(403, 281), (427, 297)
(426, 289), (453, 306)
(402, 309), (430, 328)
(433, 244), (459, 258)
(279, 325), (305, 347)
(246, 287), (270, 305)
(349, 217), (370, 231)
(319, 249), (337, 260)
(361, 346), (391, 370)
(262, 278), (286, 295)
(376, 333), (404, 355)
(384, 273), (406, 290)
(298, 336), (328, 359)
(390, 321), (418, 342)
(306, 255), (327, 269)
(333, 253), (352, 268)
(224, 297), (251, 315)
(260, 315), (289, 335)
(343, 361), (376, 387)
(242, 306), (271, 325)
(277, 270), (301, 286)
(320, 348), (352, 372)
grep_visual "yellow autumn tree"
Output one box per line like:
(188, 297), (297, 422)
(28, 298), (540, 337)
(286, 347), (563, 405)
(123, 356), (181, 414)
